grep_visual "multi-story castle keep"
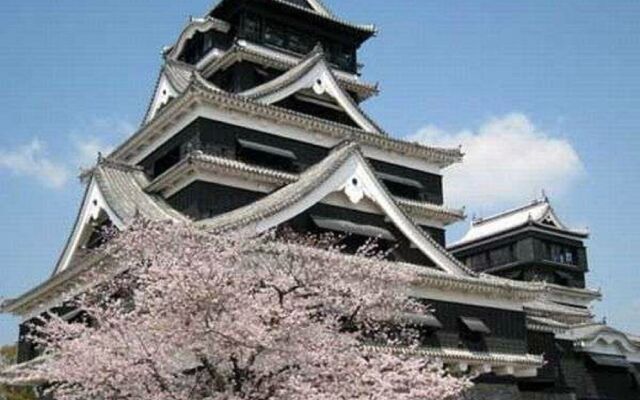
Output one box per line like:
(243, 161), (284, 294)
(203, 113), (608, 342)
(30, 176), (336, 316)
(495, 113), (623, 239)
(2, 1), (639, 399)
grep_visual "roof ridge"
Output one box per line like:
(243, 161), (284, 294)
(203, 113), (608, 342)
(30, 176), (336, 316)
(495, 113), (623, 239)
(99, 158), (145, 173)
(197, 140), (359, 231)
(209, 40), (379, 98)
(472, 197), (548, 227)
(165, 58), (196, 71)
(116, 74), (463, 166)
(238, 47), (388, 135)
(239, 46), (326, 99)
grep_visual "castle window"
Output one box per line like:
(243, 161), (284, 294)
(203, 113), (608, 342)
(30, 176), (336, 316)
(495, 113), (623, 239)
(236, 139), (298, 171)
(242, 14), (261, 41)
(460, 317), (491, 335)
(331, 43), (355, 71)
(403, 313), (443, 330)
(377, 172), (424, 200)
(264, 23), (286, 48)
(544, 242), (577, 265)
(289, 32), (312, 54)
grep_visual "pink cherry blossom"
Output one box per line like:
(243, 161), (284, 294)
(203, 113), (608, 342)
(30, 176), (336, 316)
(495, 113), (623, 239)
(18, 220), (471, 399)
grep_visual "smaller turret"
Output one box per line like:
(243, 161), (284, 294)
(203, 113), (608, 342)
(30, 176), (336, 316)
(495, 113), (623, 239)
(449, 196), (590, 289)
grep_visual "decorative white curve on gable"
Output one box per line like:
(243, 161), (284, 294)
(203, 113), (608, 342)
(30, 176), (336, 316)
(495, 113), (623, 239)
(582, 331), (640, 357)
(53, 178), (123, 275)
(165, 17), (230, 62)
(249, 151), (471, 276)
(559, 324), (640, 362)
(145, 73), (180, 125)
(242, 54), (383, 134)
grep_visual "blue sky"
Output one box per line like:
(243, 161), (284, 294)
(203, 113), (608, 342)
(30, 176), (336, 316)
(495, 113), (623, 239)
(1, 0), (639, 344)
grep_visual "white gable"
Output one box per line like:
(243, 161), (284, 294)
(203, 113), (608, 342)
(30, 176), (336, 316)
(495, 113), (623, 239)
(241, 53), (384, 134)
(200, 144), (473, 277)
(144, 73), (180, 125)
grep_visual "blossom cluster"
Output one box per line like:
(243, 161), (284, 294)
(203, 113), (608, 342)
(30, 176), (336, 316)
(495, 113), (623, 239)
(21, 220), (470, 399)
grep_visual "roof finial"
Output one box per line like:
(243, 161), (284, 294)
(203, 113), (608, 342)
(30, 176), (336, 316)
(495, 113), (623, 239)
(97, 152), (104, 164)
(541, 189), (549, 202)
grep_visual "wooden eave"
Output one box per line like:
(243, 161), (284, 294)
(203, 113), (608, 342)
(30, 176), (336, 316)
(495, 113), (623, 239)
(111, 75), (462, 167)
(145, 151), (465, 225)
(201, 41), (379, 101)
(449, 221), (589, 253)
(238, 46), (385, 134)
(209, 0), (376, 40)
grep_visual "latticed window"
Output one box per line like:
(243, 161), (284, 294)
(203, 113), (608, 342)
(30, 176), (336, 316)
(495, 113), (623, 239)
(544, 242), (577, 265)
(242, 14), (261, 41)
(289, 32), (313, 54)
(264, 23), (286, 47)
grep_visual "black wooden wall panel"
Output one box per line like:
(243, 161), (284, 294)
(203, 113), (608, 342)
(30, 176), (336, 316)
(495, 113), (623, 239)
(140, 117), (445, 205)
(419, 299), (528, 355)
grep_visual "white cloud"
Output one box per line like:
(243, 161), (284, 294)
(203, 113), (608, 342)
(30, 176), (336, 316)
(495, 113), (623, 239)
(73, 136), (115, 169)
(408, 113), (584, 211)
(0, 118), (134, 190)
(0, 139), (70, 189)
(70, 118), (134, 169)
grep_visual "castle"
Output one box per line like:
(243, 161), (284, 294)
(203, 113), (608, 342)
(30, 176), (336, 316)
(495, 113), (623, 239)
(2, 1), (638, 398)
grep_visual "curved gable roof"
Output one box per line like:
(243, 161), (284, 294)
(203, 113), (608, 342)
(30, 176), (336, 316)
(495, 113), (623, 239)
(51, 161), (186, 276)
(163, 17), (231, 62)
(198, 141), (475, 277)
(240, 47), (385, 134)
(142, 60), (196, 125)
(451, 197), (589, 248)
(209, 0), (376, 35)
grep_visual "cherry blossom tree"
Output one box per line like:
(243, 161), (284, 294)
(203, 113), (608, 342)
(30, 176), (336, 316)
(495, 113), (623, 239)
(20, 220), (471, 400)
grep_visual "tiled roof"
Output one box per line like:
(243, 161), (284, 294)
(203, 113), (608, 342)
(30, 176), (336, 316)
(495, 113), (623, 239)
(193, 141), (475, 276)
(239, 46), (385, 135)
(202, 41), (378, 101)
(163, 60), (195, 93)
(92, 160), (186, 223)
(161, 17), (376, 99)
(240, 45), (323, 98)
(524, 300), (593, 324)
(368, 345), (544, 368)
(141, 60), (197, 126)
(163, 16), (231, 61)
(114, 71), (463, 167)
(208, 0), (376, 34)
(146, 151), (464, 225)
(451, 197), (589, 248)
(197, 141), (358, 231)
